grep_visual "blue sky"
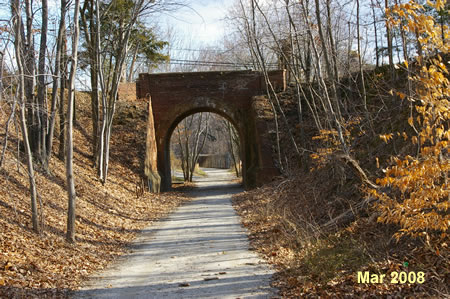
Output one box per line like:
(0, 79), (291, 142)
(157, 0), (230, 46)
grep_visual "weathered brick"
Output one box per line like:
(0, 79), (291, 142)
(137, 70), (285, 191)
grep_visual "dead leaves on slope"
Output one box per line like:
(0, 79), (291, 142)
(0, 97), (190, 298)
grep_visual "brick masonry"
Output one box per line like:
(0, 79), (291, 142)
(135, 70), (285, 192)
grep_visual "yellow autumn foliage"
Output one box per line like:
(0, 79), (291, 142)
(373, 0), (449, 241)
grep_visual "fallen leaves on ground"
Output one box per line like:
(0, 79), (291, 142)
(0, 95), (191, 298)
(232, 174), (449, 298)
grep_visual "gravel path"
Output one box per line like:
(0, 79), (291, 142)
(74, 168), (276, 299)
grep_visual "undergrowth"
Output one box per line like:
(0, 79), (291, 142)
(233, 65), (449, 297)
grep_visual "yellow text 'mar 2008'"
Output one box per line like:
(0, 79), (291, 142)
(357, 271), (386, 284)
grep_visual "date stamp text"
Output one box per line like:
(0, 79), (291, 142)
(357, 271), (425, 284)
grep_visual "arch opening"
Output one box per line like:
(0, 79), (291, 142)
(164, 108), (244, 189)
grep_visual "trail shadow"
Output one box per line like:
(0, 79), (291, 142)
(73, 273), (274, 299)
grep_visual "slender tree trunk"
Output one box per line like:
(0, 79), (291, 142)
(89, 0), (99, 164)
(227, 121), (239, 177)
(371, 0), (380, 68)
(95, 0), (148, 184)
(12, 0), (39, 233)
(326, 0), (339, 82)
(58, 38), (67, 160)
(313, 0), (347, 152)
(24, 0), (38, 155)
(176, 126), (186, 178)
(385, 0), (394, 77)
(95, 0), (107, 180)
(47, 0), (67, 162)
(37, 0), (48, 167)
(66, 0), (81, 243)
(184, 120), (191, 181)
(127, 42), (139, 82)
(189, 113), (209, 182)
(80, 0), (100, 164)
(357, 0), (374, 135)
(243, 0), (289, 170)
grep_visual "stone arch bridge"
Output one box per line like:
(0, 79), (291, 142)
(136, 70), (285, 192)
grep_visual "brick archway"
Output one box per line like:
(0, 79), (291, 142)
(137, 70), (285, 191)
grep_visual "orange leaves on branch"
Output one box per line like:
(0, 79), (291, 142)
(380, 133), (394, 143)
(372, 0), (449, 243)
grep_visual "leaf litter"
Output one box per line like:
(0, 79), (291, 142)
(0, 94), (191, 298)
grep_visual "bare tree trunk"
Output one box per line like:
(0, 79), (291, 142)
(325, 0), (339, 83)
(66, 0), (81, 243)
(127, 42), (140, 82)
(183, 119), (191, 181)
(37, 0), (48, 167)
(181, 117), (194, 181)
(95, 0), (107, 180)
(23, 0), (38, 155)
(357, 0), (374, 135)
(226, 121), (240, 177)
(283, 1), (322, 131)
(176, 126), (186, 178)
(12, 0), (39, 234)
(371, 0), (380, 68)
(58, 37), (67, 161)
(47, 0), (67, 162)
(81, 0), (100, 164)
(237, 0), (283, 171)
(189, 113), (209, 182)
(385, 0), (394, 77)
(188, 113), (203, 182)
(312, 0), (347, 152)
(97, 0), (138, 184)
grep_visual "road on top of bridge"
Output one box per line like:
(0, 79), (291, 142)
(73, 168), (277, 299)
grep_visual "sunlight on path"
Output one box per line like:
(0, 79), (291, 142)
(74, 168), (276, 299)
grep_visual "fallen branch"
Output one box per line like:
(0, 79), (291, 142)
(335, 154), (379, 190)
(321, 196), (378, 231)
(320, 154), (380, 231)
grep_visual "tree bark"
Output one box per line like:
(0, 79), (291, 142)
(313, 0), (347, 152)
(226, 121), (240, 177)
(385, 0), (394, 77)
(58, 38), (67, 161)
(24, 0), (38, 155)
(12, 0), (40, 234)
(66, 0), (81, 243)
(371, 0), (380, 68)
(81, 0), (100, 164)
(37, 0), (48, 167)
(357, 0), (374, 135)
(47, 0), (67, 162)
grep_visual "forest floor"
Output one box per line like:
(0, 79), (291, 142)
(0, 93), (191, 298)
(74, 168), (275, 299)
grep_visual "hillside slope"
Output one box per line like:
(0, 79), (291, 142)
(0, 92), (190, 298)
(232, 71), (449, 297)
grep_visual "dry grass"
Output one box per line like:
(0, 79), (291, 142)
(232, 168), (449, 297)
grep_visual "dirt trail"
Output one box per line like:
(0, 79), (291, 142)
(74, 168), (276, 299)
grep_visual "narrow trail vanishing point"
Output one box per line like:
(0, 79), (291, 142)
(74, 168), (276, 299)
